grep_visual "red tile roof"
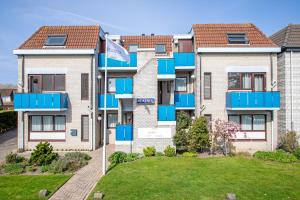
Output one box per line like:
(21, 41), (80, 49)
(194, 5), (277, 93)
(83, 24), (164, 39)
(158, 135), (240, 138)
(193, 24), (277, 48)
(121, 35), (173, 53)
(19, 25), (100, 49)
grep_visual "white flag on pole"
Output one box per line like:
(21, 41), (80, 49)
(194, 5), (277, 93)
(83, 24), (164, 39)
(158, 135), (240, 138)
(106, 38), (130, 62)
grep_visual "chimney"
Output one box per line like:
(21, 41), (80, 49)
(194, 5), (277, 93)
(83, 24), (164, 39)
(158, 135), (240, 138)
(141, 33), (145, 36)
(151, 33), (155, 36)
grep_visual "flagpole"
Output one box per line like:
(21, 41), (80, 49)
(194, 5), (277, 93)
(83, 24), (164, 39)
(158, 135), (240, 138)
(102, 33), (108, 175)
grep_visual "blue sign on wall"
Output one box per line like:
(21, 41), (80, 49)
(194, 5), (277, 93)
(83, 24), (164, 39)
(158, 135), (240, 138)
(136, 98), (155, 105)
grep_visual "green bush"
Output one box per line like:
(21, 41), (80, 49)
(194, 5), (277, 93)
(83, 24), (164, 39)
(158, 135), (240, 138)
(0, 111), (17, 133)
(5, 152), (24, 164)
(108, 151), (127, 164)
(29, 142), (58, 166)
(155, 152), (164, 156)
(182, 152), (198, 157)
(254, 150), (298, 163)
(64, 152), (91, 161)
(174, 111), (192, 152)
(143, 146), (156, 157)
(187, 117), (210, 152)
(4, 163), (25, 175)
(293, 148), (300, 159)
(164, 145), (176, 157)
(126, 153), (141, 162)
(41, 165), (50, 173)
(278, 131), (299, 153)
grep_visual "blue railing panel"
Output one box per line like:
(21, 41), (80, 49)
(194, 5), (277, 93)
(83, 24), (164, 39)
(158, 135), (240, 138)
(226, 91), (280, 110)
(116, 78), (133, 95)
(116, 124), (133, 141)
(173, 52), (195, 67)
(14, 93), (68, 110)
(158, 58), (175, 75)
(158, 105), (176, 121)
(98, 94), (119, 109)
(175, 93), (195, 108)
(98, 53), (137, 68)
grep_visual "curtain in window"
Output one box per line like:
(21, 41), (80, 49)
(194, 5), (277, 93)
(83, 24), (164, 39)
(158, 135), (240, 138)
(242, 73), (251, 89)
(43, 116), (53, 131)
(108, 114), (118, 128)
(254, 75), (264, 91)
(253, 115), (265, 130)
(175, 78), (187, 92)
(55, 116), (66, 131)
(241, 115), (252, 130)
(31, 116), (42, 131)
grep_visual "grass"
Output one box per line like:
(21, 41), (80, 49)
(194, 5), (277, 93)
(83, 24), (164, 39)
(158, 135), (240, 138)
(0, 175), (71, 200)
(89, 156), (300, 200)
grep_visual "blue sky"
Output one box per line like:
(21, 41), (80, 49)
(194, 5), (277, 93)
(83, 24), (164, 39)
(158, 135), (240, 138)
(0, 0), (299, 84)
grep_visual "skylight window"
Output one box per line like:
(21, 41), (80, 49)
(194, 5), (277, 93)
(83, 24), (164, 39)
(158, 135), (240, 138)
(227, 33), (248, 44)
(45, 35), (67, 46)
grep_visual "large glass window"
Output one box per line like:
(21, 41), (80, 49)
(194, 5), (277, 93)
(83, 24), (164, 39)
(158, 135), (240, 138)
(108, 78), (116, 93)
(228, 73), (265, 91)
(55, 116), (66, 131)
(30, 115), (66, 132)
(128, 44), (138, 53)
(228, 73), (241, 89)
(43, 116), (53, 131)
(155, 44), (166, 54)
(241, 115), (252, 130)
(31, 116), (42, 131)
(229, 114), (266, 131)
(107, 113), (118, 128)
(31, 74), (65, 92)
(253, 115), (266, 130)
(175, 78), (187, 92)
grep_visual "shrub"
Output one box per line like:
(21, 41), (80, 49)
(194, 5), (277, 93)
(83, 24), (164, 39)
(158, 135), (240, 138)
(182, 152), (197, 157)
(155, 152), (164, 156)
(293, 148), (300, 160)
(29, 142), (58, 166)
(64, 152), (91, 161)
(0, 111), (17, 133)
(126, 153), (141, 162)
(174, 111), (192, 152)
(108, 151), (127, 164)
(164, 145), (176, 157)
(187, 117), (210, 152)
(41, 165), (50, 173)
(254, 150), (297, 163)
(278, 131), (299, 153)
(5, 152), (24, 164)
(143, 146), (156, 157)
(4, 163), (25, 175)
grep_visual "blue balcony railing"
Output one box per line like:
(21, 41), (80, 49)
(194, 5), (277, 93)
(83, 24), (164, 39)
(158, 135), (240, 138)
(226, 91), (280, 110)
(14, 93), (68, 111)
(158, 58), (175, 75)
(116, 124), (133, 141)
(98, 94), (118, 109)
(173, 52), (195, 67)
(98, 53), (137, 68)
(116, 78), (133, 95)
(158, 105), (176, 121)
(175, 93), (195, 109)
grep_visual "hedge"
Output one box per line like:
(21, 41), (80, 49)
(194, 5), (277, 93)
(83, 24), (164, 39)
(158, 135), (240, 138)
(0, 110), (17, 133)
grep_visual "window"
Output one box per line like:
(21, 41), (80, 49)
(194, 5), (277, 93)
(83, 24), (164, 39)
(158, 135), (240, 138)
(228, 73), (265, 91)
(30, 115), (66, 132)
(42, 75), (54, 91)
(204, 114), (212, 131)
(45, 35), (67, 46)
(107, 113), (118, 128)
(30, 74), (65, 92)
(227, 33), (248, 44)
(54, 75), (65, 91)
(204, 73), (211, 99)
(81, 73), (89, 100)
(178, 40), (193, 52)
(29, 75), (42, 93)
(81, 115), (89, 141)
(229, 114), (266, 131)
(155, 44), (166, 54)
(175, 77), (187, 92)
(128, 44), (138, 53)
(108, 78), (116, 93)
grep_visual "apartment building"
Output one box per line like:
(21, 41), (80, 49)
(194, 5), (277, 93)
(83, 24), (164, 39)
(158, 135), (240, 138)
(270, 24), (300, 142)
(14, 23), (281, 152)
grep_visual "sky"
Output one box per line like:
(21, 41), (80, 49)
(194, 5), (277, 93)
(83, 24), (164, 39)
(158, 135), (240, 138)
(0, 0), (299, 84)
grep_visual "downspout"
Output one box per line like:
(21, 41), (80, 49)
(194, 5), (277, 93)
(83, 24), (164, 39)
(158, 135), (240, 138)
(270, 53), (274, 151)
(90, 54), (94, 150)
(20, 55), (25, 150)
(290, 51), (294, 131)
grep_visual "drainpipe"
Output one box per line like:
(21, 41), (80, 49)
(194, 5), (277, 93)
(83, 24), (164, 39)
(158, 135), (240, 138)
(90, 54), (96, 150)
(19, 55), (25, 150)
(270, 54), (274, 151)
(290, 51), (294, 131)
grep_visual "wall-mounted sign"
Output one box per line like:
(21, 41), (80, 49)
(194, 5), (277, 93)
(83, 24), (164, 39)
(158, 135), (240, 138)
(136, 98), (155, 105)
(138, 128), (171, 139)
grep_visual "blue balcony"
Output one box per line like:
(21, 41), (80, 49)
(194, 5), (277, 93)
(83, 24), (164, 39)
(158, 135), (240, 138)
(98, 53), (137, 70)
(175, 93), (195, 109)
(14, 93), (68, 111)
(158, 105), (176, 125)
(116, 124), (133, 142)
(115, 78), (133, 98)
(98, 94), (118, 110)
(157, 58), (175, 80)
(173, 52), (195, 70)
(226, 91), (280, 110)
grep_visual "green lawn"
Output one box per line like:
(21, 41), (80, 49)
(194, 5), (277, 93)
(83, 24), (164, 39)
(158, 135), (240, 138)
(0, 175), (71, 200)
(89, 157), (300, 200)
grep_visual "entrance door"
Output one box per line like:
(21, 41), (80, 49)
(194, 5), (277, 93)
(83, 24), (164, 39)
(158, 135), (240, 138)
(29, 75), (42, 93)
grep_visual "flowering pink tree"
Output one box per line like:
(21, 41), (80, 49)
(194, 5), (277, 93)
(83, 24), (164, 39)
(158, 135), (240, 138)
(212, 119), (240, 156)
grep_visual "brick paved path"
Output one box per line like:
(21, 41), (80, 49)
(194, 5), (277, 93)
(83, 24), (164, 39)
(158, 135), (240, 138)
(50, 147), (109, 200)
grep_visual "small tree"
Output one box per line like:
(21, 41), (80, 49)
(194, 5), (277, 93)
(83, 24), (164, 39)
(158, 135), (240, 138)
(173, 111), (192, 152)
(212, 119), (240, 156)
(187, 117), (210, 152)
(278, 131), (299, 153)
